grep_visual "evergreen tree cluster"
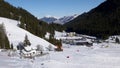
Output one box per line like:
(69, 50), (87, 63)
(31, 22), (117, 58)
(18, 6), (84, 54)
(47, 35), (62, 51)
(0, 23), (10, 49)
(48, 23), (66, 34)
(65, 0), (120, 39)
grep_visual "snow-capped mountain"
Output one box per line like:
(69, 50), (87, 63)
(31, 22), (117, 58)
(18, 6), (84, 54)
(54, 14), (79, 24)
(40, 14), (79, 24)
(0, 17), (55, 49)
(40, 16), (57, 23)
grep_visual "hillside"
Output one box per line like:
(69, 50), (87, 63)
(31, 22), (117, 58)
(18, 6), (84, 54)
(0, 0), (63, 37)
(0, 0), (65, 46)
(65, 0), (120, 39)
(0, 17), (55, 49)
(0, 0), (44, 37)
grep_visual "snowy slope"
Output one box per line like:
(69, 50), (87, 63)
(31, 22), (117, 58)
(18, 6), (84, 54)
(0, 17), (54, 49)
(0, 42), (120, 68)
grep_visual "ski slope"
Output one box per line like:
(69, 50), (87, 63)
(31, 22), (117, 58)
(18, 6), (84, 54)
(0, 17), (54, 49)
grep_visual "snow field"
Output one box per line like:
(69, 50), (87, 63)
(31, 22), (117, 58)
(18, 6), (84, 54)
(0, 43), (120, 68)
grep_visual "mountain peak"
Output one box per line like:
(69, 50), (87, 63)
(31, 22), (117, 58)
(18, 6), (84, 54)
(40, 14), (79, 24)
(54, 14), (79, 24)
(40, 16), (58, 23)
(44, 15), (59, 19)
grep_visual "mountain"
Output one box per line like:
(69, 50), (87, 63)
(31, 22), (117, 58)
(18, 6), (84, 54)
(54, 14), (79, 24)
(40, 14), (79, 24)
(65, 0), (120, 39)
(40, 16), (57, 23)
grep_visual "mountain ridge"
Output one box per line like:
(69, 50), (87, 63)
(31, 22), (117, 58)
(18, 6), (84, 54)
(40, 14), (79, 24)
(64, 0), (120, 39)
(40, 16), (57, 23)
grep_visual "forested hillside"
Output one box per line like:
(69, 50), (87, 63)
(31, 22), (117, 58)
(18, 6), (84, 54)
(65, 0), (120, 39)
(0, 0), (65, 45)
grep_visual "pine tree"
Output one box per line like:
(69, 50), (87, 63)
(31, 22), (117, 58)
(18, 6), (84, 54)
(23, 35), (31, 46)
(0, 23), (10, 49)
(4, 36), (10, 49)
(115, 37), (120, 43)
(10, 43), (13, 49)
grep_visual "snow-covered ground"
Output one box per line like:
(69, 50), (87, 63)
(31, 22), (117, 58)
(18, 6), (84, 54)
(0, 42), (120, 68)
(0, 17), (54, 49)
(0, 17), (120, 68)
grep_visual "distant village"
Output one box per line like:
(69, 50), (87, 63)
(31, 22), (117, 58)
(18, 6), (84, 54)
(53, 31), (97, 47)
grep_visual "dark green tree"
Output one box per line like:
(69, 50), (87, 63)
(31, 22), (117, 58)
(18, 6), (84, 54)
(115, 37), (120, 43)
(23, 35), (31, 46)
(10, 43), (13, 49)
(0, 23), (10, 49)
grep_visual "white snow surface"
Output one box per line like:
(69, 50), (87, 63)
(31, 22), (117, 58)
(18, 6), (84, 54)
(0, 17), (54, 49)
(0, 43), (120, 68)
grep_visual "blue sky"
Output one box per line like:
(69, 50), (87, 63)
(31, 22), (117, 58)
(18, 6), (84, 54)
(5, 0), (105, 18)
